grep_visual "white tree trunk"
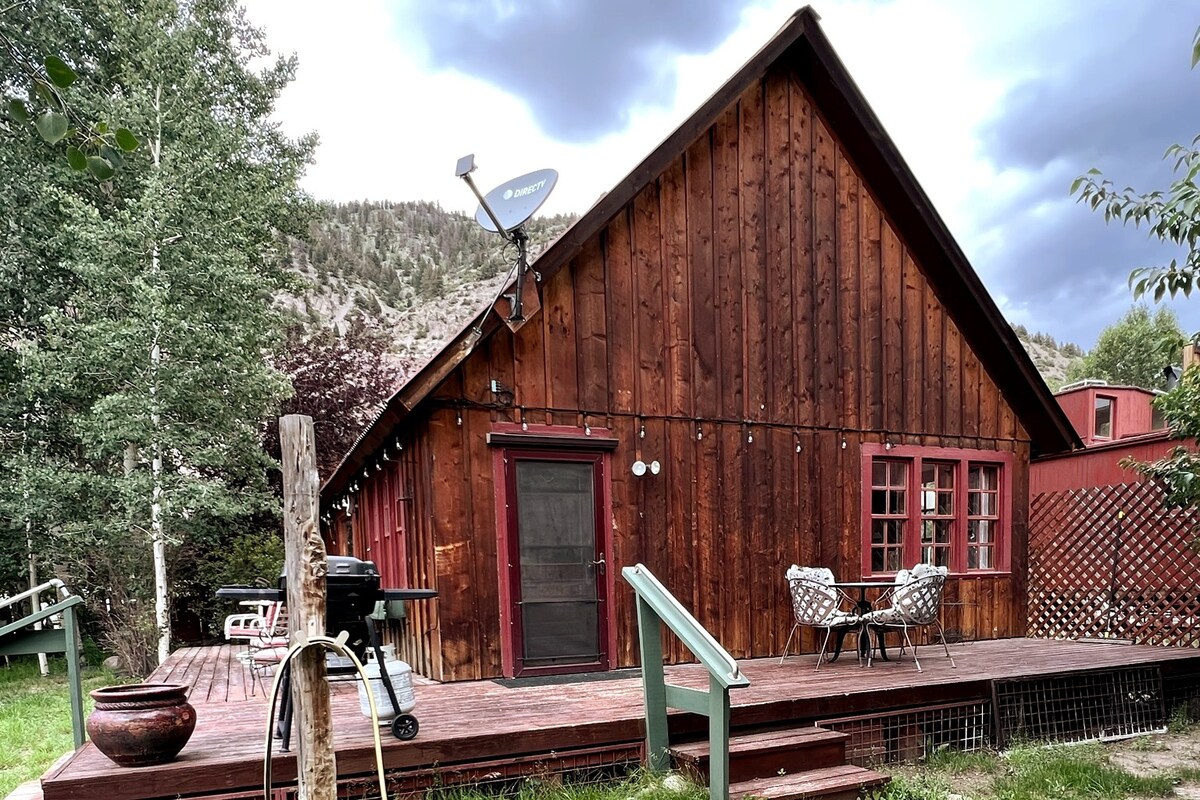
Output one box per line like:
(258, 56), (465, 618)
(150, 84), (170, 666)
(27, 519), (48, 677)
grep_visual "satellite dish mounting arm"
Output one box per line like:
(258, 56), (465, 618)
(457, 168), (513, 244)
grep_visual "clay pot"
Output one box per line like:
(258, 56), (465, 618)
(86, 683), (196, 767)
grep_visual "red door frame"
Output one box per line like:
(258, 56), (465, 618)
(493, 442), (614, 678)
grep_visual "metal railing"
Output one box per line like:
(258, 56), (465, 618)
(0, 580), (86, 747)
(622, 564), (749, 800)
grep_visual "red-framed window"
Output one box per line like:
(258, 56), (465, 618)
(1094, 395), (1114, 439)
(861, 444), (1013, 576)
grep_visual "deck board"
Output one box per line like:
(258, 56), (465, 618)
(41, 638), (1200, 800)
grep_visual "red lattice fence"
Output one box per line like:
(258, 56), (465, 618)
(1029, 481), (1200, 646)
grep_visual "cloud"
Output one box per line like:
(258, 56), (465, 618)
(968, 0), (1200, 345)
(400, 0), (747, 142)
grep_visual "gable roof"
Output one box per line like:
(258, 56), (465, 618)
(322, 5), (1081, 501)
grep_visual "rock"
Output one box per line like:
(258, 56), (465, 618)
(102, 655), (125, 674)
(661, 774), (692, 792)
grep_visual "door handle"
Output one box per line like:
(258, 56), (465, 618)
(589, 553), (606, 574)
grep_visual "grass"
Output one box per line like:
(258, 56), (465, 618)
(425, 771), (706, 800)
(994, 744), (1175, 800)
(879, 741), (1186, 800)
(0, 655), (127, 798)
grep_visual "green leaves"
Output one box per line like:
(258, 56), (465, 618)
(1192, 25), (1200, 69)
(43, 56), (78, 89)
(4, 48), (139, 177)
(85, 155), (115, 180)
(66, 146), (87, 171)
(116, 128), (139, 151)
(7, 98), (30, 123)
(34, 111), (68, 143)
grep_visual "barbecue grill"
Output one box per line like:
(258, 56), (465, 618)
(278, 555), (380, 658)
(216, 556), (437, 744)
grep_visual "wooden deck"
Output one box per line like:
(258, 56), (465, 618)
(40, 638), (1200, 800)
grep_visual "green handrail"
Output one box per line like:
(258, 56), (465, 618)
(622, 564), (749, 800)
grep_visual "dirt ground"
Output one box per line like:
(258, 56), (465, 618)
(1108, 729), (1200, 799)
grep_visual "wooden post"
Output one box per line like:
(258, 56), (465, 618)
(279, 415), (336, 799)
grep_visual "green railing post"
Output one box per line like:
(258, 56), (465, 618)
(622, 564), (749, 800)
(707, 675), (730, 799)
(636, 595), (670, 771)
(64, 600), (84, 748)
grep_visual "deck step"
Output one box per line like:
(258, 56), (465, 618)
(670, 727), (848, 782)
(729, 765), (890, 800)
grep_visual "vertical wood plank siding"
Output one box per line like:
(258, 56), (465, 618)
(347, 73), (1031, 681)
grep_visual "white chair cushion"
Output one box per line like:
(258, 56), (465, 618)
(909, 563), (947, 580)
(786, 565), (835, 585)
(862, 606), (903, 625)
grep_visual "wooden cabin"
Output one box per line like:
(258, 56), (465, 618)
(320, 6), (1079, 682)
(1031, 381), (1169, 494)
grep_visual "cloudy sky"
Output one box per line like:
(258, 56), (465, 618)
(241, 0), (1200, 348)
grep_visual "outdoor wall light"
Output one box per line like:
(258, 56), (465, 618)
(631, 460), (661, 477)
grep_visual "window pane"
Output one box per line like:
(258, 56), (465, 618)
(921, 462), (937, 487)
(872, 489), (887, 515)
(871, 521), (885, 544)
(921, 520), (952, 544)
(889, 490), (905, 515)
(968, 465), (997, 491)
(968, 545), (994, 570)
(886, 548), (902, 571)
(888, 461), (907, 487)
(872, 461), (887, 486)
(978, 493), (995, 516)
(886, 520), (903, 544)
(921, 545), (950, 568)
(936, 491), (954, 515)
(1095, 397), (1113, 438)
(938, 467), (954, 489)
(872, 548), (885, 571)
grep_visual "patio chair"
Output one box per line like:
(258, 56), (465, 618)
(223, 599), (285, 642)
(232, 604), (290, 691)
(862, 564), (955, 672)
(779, 565), (861, 671)
(224, 600), (284, 642)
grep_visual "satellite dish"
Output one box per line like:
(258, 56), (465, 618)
(474, 168), (558, 233)
(455, 155), (559, 325)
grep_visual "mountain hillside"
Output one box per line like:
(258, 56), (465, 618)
(1011, 325), (1085, 392)
(281, 200), (576, 371)
(282, 200), (1084, 392)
